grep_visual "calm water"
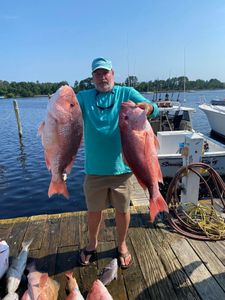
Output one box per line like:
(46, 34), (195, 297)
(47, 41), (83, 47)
(0, 89), (225, 219)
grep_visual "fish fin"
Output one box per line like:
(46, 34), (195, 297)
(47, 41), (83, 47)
(37, 121), (45, 136)
(65, 272), (73, 279)
(158, 167), (164, 184)
(149, 193), (169, 222)
(154, 134), (160, 150)
(65, 158), (75, 174)
(39, 273), (49, 289)
(122, 152), (128, 165)
(48, 180), (69, 199)
(145, 132), (163, 184)
(44, 152), (51, 170)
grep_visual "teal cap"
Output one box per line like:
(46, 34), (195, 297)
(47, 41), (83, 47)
(92, 57), (112, 72)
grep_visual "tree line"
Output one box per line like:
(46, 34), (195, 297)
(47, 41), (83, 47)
(0, 76), (225, 98)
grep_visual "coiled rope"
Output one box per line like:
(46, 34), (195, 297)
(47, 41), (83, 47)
(166, 162), (225, 240)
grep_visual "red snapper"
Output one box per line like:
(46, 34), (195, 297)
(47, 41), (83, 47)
(38, 85), (83, 198)
(119, 100), (168, 222)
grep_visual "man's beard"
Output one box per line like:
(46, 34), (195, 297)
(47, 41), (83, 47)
(94, 81), (114, 92)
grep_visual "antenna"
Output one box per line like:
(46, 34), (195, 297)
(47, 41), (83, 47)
(126, 33), (130, 86)
(183, 48), (186, 102)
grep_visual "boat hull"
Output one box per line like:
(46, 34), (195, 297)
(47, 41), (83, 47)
(199, 104), (225, 138)
(159, 154), (225, 178)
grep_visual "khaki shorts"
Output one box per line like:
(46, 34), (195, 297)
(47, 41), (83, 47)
(83, 173), (133, 213)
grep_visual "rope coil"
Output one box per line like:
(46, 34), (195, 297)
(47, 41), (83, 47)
(166, 163), (225, 240)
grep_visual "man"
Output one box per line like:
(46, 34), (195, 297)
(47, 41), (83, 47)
(77, 57), (159, 269)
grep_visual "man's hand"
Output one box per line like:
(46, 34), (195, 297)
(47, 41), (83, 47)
(136, 102), (153, 116)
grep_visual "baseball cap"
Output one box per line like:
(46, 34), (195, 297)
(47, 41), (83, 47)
(91, 57), (112, 72)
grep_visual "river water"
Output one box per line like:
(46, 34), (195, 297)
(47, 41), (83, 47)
(0, 89), (225, 219)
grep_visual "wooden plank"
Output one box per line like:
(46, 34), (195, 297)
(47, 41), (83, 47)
(129, 227), (178, 300)
(0, 222), (15, 241)
(98, 209), (116, 243)
(7, 219), (29, 256)
(78, 212), (88, 249)
(98, 241), (127, 300)
(188, 239), (225, 292)
(23, 215), (48, 250)
(59, 214), (80, 247)
(78, 211), (97, 298)
(54, 245), (81, 300)
(148, 226), (201, 299)
(171, 238), (225, 299)
(122, 237), (150, 300)
(206, 240), (225, 265)
(34, 214), (61, 276)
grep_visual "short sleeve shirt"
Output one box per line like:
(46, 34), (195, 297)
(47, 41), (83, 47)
(77, 85), (159, 175)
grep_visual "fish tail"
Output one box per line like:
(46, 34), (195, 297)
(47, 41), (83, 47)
(48, 180), (69, 199)
(4, 292), (18, 299)
(22, 238), (33, 250)
(149, 193), (169, 222)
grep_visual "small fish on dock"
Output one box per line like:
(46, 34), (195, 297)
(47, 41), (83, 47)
(65, 271), (84, 300)
(5, 239), (33, 296)
(2, 292), (19, 300)
(86, 279), (113, 300)
(22, 262), (59, 300)
(0, 240), (9, 279)
(99, 258), (118, 286)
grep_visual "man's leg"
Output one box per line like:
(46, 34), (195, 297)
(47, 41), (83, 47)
(115, 209), (132, 266)
(80, 211), (102, 264)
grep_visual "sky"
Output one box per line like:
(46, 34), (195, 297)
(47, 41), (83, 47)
(1, 0), (225, 85)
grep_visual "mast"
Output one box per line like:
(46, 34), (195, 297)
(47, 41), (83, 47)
(183, 48), (186, 102)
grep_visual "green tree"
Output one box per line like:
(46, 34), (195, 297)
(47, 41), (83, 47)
(125, 76), (138, 87)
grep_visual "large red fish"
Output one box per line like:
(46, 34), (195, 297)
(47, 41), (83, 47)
(119, 100), (168, 222)
(38, 85), (83, 199)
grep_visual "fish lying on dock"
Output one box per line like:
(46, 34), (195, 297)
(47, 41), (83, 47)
(2, 292), (19, 300)
(65, 271), (84, 300)
(22, 263), (59, 300)
(86, 279), (113, 300)
(0, 240), (9, 279)
(119, 100), (169, 222)
(38, 85), (83, 199)
(99, 258), (118, 286)
(4, 239), (33, 298)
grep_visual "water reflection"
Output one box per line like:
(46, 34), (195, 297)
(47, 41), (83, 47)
(17, 137), (27, 169)
(0, 165), (7, 190)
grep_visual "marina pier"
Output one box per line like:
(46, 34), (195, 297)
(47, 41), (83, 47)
(1, 177), (225, 299)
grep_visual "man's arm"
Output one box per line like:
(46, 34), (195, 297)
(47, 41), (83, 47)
(129, 87), (159, 118)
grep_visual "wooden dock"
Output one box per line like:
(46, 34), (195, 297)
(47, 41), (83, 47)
(1, 178), (225, 299)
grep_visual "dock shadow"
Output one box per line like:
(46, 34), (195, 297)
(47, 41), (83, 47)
(136, 260), (225, 299)
(27, 247), (118, 276)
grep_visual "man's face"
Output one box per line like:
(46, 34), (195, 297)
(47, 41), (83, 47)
(92, 68), (114, 92)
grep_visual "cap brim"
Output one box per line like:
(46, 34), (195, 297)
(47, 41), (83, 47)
(92, 66), (111, 72)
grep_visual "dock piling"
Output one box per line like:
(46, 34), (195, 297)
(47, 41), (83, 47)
(13, 99), (23, 138)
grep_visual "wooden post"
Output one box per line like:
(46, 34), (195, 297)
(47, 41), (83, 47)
(181, 133), (204, 204)
(13, 100), (23, 138)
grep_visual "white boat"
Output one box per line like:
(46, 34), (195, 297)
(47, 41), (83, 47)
(148, 101), (225, 178)
(199, 103), (225, 138)
(157, 130), (225, 178)
(150, 101), (195, 133)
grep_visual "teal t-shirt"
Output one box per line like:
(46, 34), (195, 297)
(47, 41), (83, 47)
(77, 85), (159, 175)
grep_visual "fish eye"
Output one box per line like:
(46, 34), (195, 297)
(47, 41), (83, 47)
(124, 116), (129, 120)
(70, 103), (75, 107)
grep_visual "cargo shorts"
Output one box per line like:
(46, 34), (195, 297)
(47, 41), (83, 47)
(83, 173), (133, 213)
